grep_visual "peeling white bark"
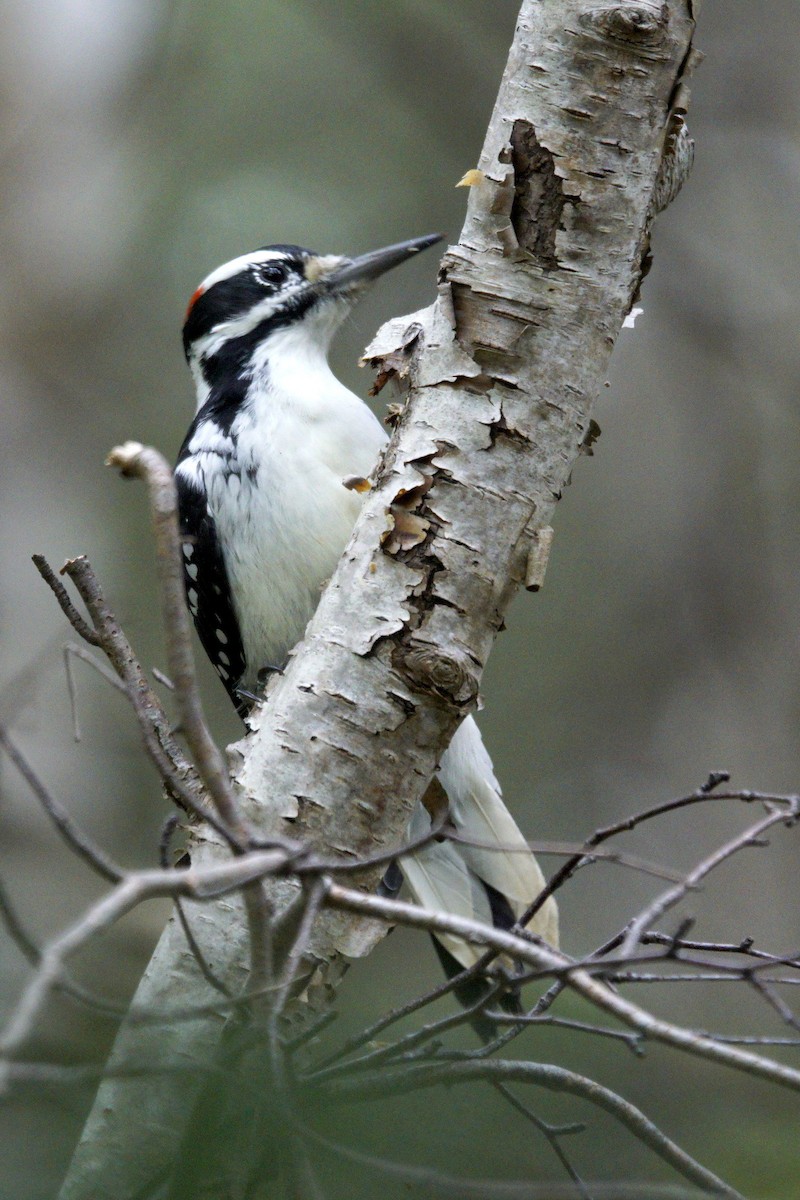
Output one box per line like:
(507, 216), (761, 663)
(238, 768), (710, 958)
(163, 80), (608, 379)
(59, 3), (698, 1195)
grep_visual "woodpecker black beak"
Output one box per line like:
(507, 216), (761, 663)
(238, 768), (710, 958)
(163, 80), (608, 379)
(327, 233), (443, 291)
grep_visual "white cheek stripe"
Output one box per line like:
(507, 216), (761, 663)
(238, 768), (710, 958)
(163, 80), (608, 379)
(191, 286), (309, 362)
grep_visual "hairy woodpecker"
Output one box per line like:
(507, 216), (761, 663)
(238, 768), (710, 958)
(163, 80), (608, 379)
(175, 235), (558, 993)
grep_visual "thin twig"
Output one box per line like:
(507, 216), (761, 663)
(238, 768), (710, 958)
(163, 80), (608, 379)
(0, 635), (65, 727)
(467, 1015), (535, 1060)
(266, 880), (330, 1111)
(0, 876), (40, 965)
(63, 642), (128, 742)
(307, 1123), (706, 1197)
(307, 980), (505, 1083)
(0, 848), (289, 1073)
(159, 815), (233, 999)
(747, 975), (800, 1034)
(619, 802), (797, 959)
(366, 785), (780, 1026)
(57, 555), (234, 842)
(324, 881), (800, 1093)
(642, 932), (800, 968)
(309, 956), (486, 1072)
(32, 554), (100, 646)
(270, 880), (328, 1025)
(697, 1033), (800, 1048)
(36, 552), (237, 848)
(445, 830), (684, 884)
(103, 446), (248, 843)
(0, 725), (123, 883)
(607, 972), (800, 986)
(151, 667), (175, 691)
(494, 1082), (591, 1199)
(484, 1011), (644, 1056)
(63, 644), (80, 742)
(522, 780), (791, 933)
(320, 1058), (743, 1198)
(105, 443), (277, 993)
(0, 876), (128, 1020)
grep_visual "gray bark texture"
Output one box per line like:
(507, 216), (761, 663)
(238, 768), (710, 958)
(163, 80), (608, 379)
(59, 2), (698, 1195)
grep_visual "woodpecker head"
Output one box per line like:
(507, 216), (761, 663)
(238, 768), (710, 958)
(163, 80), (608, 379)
(183, 233), (442, 397)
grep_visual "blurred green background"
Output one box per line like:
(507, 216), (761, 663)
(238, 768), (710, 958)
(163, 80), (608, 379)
(1, 1), (799, 1196)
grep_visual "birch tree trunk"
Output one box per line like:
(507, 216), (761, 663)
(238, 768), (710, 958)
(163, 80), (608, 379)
(58, 2), (698, 1195)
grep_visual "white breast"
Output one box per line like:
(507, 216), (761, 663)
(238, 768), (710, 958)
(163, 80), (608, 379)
(207, 353), (387, 687)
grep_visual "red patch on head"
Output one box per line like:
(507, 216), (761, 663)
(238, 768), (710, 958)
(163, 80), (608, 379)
(185, 285), (205, 322)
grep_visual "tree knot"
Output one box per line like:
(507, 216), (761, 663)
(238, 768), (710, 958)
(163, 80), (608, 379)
(397, 643), (479, 706)
(579, 5), (669, 51)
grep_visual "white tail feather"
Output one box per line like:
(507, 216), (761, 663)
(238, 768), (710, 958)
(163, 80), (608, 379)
(401, 715), (559, 971)
(401, 815), (493, 969)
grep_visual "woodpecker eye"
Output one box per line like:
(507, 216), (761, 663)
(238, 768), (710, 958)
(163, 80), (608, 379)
(256, 262), (288, 287)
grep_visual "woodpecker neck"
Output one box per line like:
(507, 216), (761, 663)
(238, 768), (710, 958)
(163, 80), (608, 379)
(189, 302), (346, 416)
(249, 321), (338, 400)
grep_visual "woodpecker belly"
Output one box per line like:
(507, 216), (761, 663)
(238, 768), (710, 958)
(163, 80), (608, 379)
(210, 390), (385, 688)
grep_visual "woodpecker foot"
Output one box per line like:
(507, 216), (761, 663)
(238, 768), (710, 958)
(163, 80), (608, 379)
(257, 663), (285, 683)
(234, 664), (285, 710)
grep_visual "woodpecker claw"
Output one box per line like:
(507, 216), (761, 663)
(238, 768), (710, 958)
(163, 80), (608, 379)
(257, 664), (285, 682)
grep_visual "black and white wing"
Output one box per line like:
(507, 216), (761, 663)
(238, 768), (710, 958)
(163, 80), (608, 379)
(174, 465), (248, 717)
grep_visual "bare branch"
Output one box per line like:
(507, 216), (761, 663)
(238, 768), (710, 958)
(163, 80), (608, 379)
(0, 725), (123, 883)
(58, 555), (228, 834)
(0, 875), (130, 1021)
(159, 816), (233, 999)
(747, 975), (800, 1035)
(0, 849), (288, 1073)
(36, 553), (232, 845)
(619, 801), (798, 959)
(307, 1124), (710, 1200)
(307, 981), (505, 1084)
(32, 553), (100, 646)
(324, 881), (800, 1093)
(608, 971), (800, 987)
(310, 959), (479, 1072)
(322, 1059), (743, 1198)
(485, 1011), (644, 1056)
(62, 641), (127, 742)
(445, 830), (685, 884)
(0, 875), (40, 966)
(105, 442), (282, 1001)
(492, 1083), (591, 1199)
(521, 783), (794, 930)
(105, 444), (248, 843)
(151, 667), (174, 691)
(641, 932), (795, 966)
